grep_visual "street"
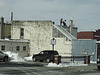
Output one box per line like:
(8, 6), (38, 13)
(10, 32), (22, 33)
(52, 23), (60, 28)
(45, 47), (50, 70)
(0, 62), (100, 75)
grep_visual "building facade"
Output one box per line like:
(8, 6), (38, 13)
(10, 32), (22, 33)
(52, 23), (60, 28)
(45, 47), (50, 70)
(0, 17), (78, 57)
(11, 20), (77, 56)
(0, 17), (30, 57)
(0, 39), (29, 57)
(0, 17), (11, 39)
(77, 29), (100, 60)
(1, 17), (99, 61)
(1, 16), (100, 62)
(78, 29), (100, 41)
(72, 39), (97, 61)
(11, 20), (53, 55)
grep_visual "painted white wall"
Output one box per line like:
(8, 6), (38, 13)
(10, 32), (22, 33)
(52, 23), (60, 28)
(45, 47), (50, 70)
(0, 40), (29, 57)
(11, 21), (53, 55)
(55, 38), (72, 56)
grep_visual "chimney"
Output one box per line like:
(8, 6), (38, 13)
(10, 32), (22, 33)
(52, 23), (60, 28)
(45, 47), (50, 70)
(11, 12), (13, 38)
(11, 12), (13, 24)
(69, 20), (73, 34)
(1, 17), (4, 39)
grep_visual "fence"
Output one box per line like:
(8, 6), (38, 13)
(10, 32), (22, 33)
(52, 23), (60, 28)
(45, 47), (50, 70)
(61, 56), (90, 64)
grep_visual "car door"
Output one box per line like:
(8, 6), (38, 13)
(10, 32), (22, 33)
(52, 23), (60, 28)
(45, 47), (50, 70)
(44, 52), (48, 59)
(0, 51), (4, 59)
(38, 51), (45, 60)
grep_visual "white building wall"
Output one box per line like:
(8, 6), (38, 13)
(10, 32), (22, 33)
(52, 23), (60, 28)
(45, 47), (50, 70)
(55, 38), (72, 56)
(11, 21), (53, 55)
(11, 42), (29, 57)
(0, 40), (29, 57)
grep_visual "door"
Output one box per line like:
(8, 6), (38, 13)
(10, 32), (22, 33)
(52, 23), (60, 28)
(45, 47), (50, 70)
(97, 44), (100, 58)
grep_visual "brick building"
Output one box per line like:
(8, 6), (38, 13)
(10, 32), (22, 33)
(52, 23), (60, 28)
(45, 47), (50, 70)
(78, 29), (100, 41)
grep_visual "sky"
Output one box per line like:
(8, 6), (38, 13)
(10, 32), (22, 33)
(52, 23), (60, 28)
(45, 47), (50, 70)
(0, 0), (100, 31)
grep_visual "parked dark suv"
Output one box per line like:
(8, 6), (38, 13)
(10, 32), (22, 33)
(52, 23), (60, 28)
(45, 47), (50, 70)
(32, 50), (59, 62)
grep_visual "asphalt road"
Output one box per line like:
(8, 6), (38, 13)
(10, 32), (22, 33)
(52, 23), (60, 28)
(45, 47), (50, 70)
(0, 62), (100, 75)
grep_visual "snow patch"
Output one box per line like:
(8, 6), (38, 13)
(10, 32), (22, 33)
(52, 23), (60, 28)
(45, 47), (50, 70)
(24, 56), (32, 61)
(4, 51), (25, 62)
(47, 62), (88, 67)
(90, 61), (96, 63)
(4, 51), (33, 62)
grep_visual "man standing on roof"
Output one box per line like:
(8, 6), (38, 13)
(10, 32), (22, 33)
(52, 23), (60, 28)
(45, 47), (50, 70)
(60, 18), (63, 26)
(63, 20), (67, 26)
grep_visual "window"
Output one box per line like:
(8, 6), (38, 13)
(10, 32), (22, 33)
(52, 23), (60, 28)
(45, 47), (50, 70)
(20, 28), (24, 36)
(23, 46), (26, 51)
(40, 51), (44, 54)
(16, 46), (20, 51)
(20, 28), (24, 39)
(1, 45), (5, 51)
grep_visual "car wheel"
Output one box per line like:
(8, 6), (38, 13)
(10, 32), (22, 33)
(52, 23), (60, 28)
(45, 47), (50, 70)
(3, 56), (8, 62)
(46, 58), (50, 63)
(33, 57), (37, 62)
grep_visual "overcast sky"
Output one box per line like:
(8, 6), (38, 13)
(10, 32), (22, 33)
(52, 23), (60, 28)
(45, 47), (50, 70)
(0, 0), (100, 31)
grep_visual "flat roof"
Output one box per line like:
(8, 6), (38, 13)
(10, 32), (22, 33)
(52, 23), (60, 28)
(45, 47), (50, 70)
(0, 39), (30, 43)
(12, 20), (52, 22)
